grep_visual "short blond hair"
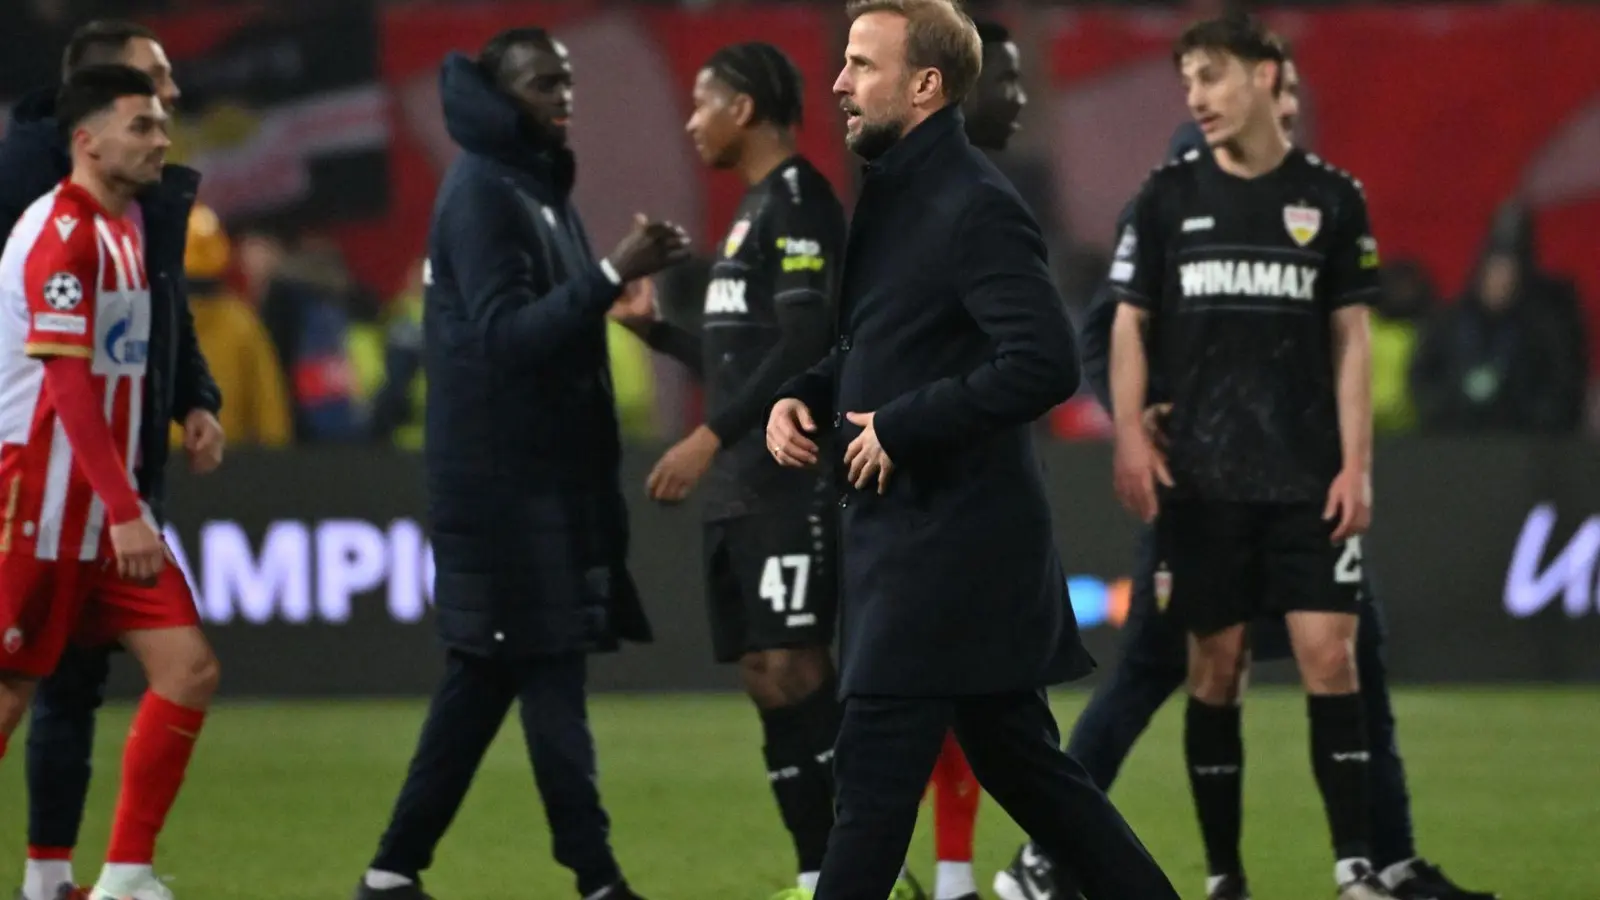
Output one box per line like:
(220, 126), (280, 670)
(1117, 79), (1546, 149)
(846, 0), (983, 104)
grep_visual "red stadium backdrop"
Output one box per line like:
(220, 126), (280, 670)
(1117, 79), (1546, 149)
(131, 4), (1600, 370)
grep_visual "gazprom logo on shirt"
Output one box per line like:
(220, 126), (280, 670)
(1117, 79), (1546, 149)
(104, 317), (148, 366)
(1180, 260), (1319, 301)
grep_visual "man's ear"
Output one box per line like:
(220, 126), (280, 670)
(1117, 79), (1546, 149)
(911, 67), (944, 107)
(729, 93), (756, 129)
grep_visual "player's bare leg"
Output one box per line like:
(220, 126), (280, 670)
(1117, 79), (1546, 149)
(1185, 625), (1251, 900)
(87, 626), (219, 900)
(1287, 610), (1393, 898)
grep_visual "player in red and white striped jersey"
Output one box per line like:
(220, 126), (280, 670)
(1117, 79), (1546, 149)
(0, 65), (219, 900)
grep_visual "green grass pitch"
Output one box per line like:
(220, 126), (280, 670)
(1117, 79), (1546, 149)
(2, 688), (1595, 899)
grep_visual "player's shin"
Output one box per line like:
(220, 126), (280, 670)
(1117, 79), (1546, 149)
(1308, 692), (1375, 882)
(758, 681), (841, 887)
(1184, 697), (1246, 887)
(931, 733), (979, 900)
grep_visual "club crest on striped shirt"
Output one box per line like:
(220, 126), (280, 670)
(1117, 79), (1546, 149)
(1283, 203), (1322, 247)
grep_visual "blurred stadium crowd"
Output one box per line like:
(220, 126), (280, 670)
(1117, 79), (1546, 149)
(3, 0), (1595, 452)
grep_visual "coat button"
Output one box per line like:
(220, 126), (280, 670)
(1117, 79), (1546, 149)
(493, 631), (505, 642)
(837, 495), (849, 508)
(838, 336), (851, 351)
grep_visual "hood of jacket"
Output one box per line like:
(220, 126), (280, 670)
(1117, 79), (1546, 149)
(7, 87), (71, 176)
(1165, 121), (1206, 161)
(438, 52), (575, 195)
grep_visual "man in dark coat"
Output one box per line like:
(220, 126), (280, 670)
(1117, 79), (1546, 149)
(0, 22), (223, 900)
(764, 3), (1178, 899)
(354, 27), (687, 900)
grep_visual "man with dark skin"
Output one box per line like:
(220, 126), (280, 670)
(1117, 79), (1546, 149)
(354, 27), (685, 900)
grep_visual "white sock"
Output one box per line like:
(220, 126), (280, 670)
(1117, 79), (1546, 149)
(1205, 875), (1229, 896)
(95, 863), (154, 897)
(798, 871), (820, 892)
(24, 860), (74, 900)
(1380, 858), (1419, 890)
(1334, 858), (1371, 887)
(364, 869), (415, 890)
(583, 882), (622, 900)
(934, 861), (976, 899)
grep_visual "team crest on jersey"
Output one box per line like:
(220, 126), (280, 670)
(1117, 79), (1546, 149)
(1283, 203), (1322, 247)
(2, 627), (22, 655)
(724, 219), (752, 258)
(1154, 564), (1173, 612)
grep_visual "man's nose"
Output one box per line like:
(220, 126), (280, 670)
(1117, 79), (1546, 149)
(833, 68), (850, 96)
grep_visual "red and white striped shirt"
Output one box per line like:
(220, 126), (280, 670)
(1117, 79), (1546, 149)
(0, 182), (151, 562)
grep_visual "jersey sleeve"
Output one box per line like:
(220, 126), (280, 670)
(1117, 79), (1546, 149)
(22, 209), (98, 359)
(767, 177), (842, 308)
(1105, 176), (1166, 311)
(1326, 184), (1382, 309)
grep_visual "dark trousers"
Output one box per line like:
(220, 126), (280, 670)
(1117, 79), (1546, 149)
(815, 690), (1179, 900)
(1064, 529), (1416, 867)
(371, 650), (622, 897)
(24, 644), (112, 851)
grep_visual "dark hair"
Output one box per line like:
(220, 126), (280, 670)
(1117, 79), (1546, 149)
(973, 19), (1010, 46)
(56, 64), (158, 134)
(478, 26), (553, 89)
(61, 20), (157, 82)
(846, 0), (983, 104)
(704, 42), (806, 129)
(1172, 12), (1285, 73)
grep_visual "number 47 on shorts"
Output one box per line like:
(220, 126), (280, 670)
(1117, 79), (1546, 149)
(760, 554), (817, 628)
(1334, 536), (1364, 585)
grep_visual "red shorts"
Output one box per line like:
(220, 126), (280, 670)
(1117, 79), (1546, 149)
(0, 553), (200, 678)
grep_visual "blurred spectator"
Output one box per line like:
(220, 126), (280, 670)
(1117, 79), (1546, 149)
(1368, 259), (1436, 433)
(362, 258), (429, 451)
(1411, 202), (1588, 434)
(171, 205), (293, 448)
(256, 234), (371, 442)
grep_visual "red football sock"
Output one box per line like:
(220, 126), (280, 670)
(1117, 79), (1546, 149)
(931, 731), (979, 862)
(0, 732), (8, 762)
(106, 692), (207, 864)
(27, 845), (72, 860)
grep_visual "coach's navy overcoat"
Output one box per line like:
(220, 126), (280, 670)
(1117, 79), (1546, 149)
(775, 106), (1092, 697)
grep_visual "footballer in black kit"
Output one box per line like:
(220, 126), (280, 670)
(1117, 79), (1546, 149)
(1109, 14), (1395, 900)
(613, 43), (873, 900)
(1114, 142), (1376, 630)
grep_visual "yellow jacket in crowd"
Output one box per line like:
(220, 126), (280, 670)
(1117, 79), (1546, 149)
(172, 205), (294, 448)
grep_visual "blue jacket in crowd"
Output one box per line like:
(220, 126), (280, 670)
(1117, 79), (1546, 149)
(0, 89), (221, 524)
(421, 53), (651, 659)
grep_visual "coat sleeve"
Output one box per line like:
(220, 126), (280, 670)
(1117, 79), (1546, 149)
(171, 285), (223, 420)
(873, 186), (1079, 462)
(440, 172), (620, 368)
(772, 348), (839, 424)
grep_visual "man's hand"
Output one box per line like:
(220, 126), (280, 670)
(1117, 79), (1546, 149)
(1324, 467), (1372, 543)
(183, 409), (224, 474)
(843, 411), (893, 495)
(607, 213), (691, 283)
(767, 398), (819, 468)
(647, 425), (719, 504)
(1142, 402), (1172, 449)
(609, 277), (657, 327)
(1113, 425), (1173, 523)
(110, 518), (165, 582)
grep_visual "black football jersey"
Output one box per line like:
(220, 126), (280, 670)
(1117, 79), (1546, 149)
(1109, 147), (1381, 503)
(699, 156), (846, 521)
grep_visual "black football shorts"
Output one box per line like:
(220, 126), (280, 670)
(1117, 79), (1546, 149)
(1154, 500), (1365, 635)
(704, 507), (837, 663)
